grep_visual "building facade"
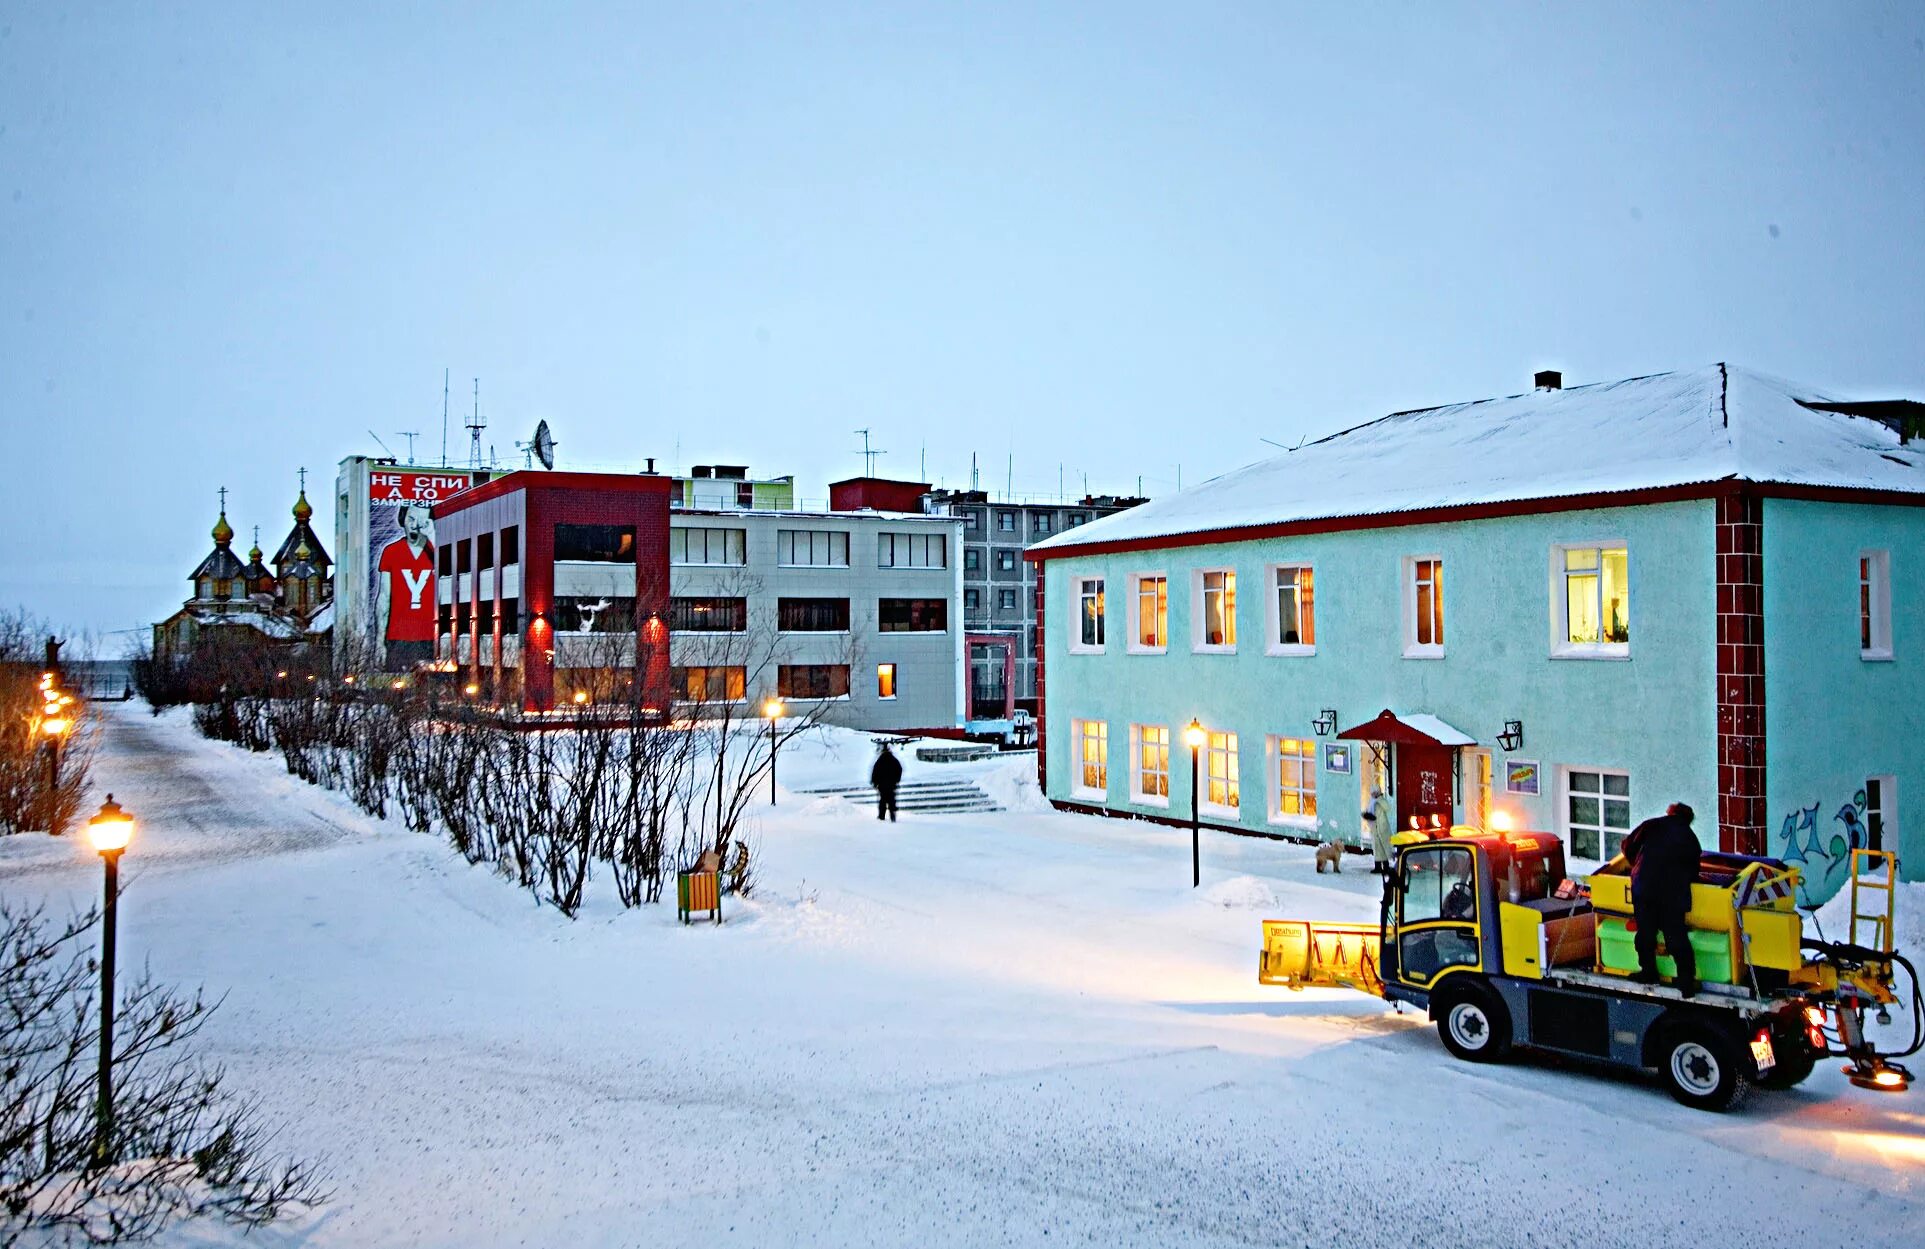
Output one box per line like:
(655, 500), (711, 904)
(155, 488), (334, 659)
(334, 455), (492, 669)
(1029, 367), (1924, 897)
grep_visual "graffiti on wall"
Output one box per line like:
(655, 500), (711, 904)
(1778, 790), (1869, 907)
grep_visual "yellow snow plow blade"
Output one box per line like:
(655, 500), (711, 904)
(1258, 920), (1384, 995)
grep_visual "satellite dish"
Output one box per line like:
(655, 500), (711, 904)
(518, 420), (557, 470)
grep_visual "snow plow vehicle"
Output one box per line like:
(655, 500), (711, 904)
(1259, 826), (1920, 1111)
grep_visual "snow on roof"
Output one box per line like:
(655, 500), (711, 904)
(1338, 709), (1478, 747)
(1031, 365), (1925, 554)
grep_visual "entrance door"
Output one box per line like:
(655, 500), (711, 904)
(1397, 743), (1455, 832)
(1360, 744), (1393, 846)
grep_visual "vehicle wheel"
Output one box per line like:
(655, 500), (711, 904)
(1435, 981), (1513, 1063)
(1757, 1036), (1818, 1090)
(1661, 1020), (1752, 1112)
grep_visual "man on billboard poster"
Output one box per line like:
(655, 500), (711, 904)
(375, 501), (437, 670)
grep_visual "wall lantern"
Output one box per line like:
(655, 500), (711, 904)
(1312, 708), (1338, 738)
(1497, 719), (1524, 752)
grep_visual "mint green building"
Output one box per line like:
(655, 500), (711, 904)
(1028, 367), (1924, 898)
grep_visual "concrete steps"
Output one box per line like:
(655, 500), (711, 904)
(798, 777), (1003, 814)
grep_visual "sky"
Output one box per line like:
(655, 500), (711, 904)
(3, 2), (1923, 641)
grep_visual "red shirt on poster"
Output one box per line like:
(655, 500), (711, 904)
(377, 539), (438, 642)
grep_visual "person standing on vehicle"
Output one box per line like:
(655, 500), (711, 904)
(1363, 785), (1392, 874)
(1623, 802), (1701, 996)
(871, 743), (903, 822)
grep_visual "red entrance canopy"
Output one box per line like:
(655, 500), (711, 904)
(1337, 709), (1477, 748)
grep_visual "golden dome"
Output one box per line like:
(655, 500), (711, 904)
(212, 511), (234, 545)
(292, 490), (313, 523)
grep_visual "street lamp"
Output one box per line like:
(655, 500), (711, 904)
(763, 697), (785, 805)
(1184, 718), (1206, 888)
(86, 795), (134, 1167)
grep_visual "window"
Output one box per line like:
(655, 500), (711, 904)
(996, 550), (1018, 572)
(879, 532), (947, 569)
(1130, 574), (1168, 652)
(457, 537), (472, 574)
(777, 529), (850, 567)
(1033, 513), (1052, 535)
(499, 597), (519, 633)
(1268, 736), (1317, 826)
(1073, 719), (1108, 797)
(670, 597), (747, 632)
(438, 544), (454, 577)
(1861, 550), (1892, 659)
(998, 588), (1018, 611)
(477, 599), (496, 635)
(1556, 544), (1629, 656)
(1401, 847), (1479, 926)
(1269, 564), (1315, 653)
(736, 481), (755, 509)
(875, 663), (897, 699)
(965, 548), (981, 573)
(778, 664), (850, 699)
(455, 601), (471, 634)
(669, 526), (745, 566)
(878, 598), (948, 632)
(554, 596), (636, 632)
(997, 511), (1018, 532)
(500, 526), (519, 565)
(965, 588), (981, 613)
(1068, 512), (1087, 527)
(1866, 776), (1894, 853)
(556, 524), (637, 563)
(1132, 725), (1170, 804)
(1196, 570), (1236, 650)
(777, 598), (850, 632)
(1405, 557), (1444, 656)
(964, 511), (981, 531)
(438, 603), (454, 638)
(672, 665), (746, 703)
(1564, 768), (1631, 861)
(477, 532), (495, 572)
(1070, 578), (1105, 652)
(1202, 730), (1239, 814)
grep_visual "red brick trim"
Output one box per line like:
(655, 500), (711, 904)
(1715, 490), (1766, 854)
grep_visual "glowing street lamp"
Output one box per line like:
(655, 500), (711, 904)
(86, 795), (134, 1165)
(1184, 718), (1206, 888)
(763, 697), (785, 805)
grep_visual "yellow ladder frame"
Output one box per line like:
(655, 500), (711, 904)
(1848, 849), (1898, 954)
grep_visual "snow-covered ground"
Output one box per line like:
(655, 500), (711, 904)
(4, 704), (1922, 1248)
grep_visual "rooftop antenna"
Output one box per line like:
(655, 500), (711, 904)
(440, 368), (450, 466)
(854, 428), (885, 476)
(1006, 453), (1012, 499)
(396, 430), (420, 463)
(971, 452), (979, 491)
(367, 429), (396, 458)
(466, 378), (486, 471)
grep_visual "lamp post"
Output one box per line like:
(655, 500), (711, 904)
(86, 795), (134, 1168)
(40, 676), (72, 834)
(763, 697), (785, 805)
(1184, 718), (1206, 888)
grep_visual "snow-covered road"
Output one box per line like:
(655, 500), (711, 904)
(4, 704), (1921, 1248)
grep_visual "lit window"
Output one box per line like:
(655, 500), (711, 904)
(1270, 736), (1317, 825)
(1861, 550), (1892, 659)
(1564, 769), (1631, 861)
(876, 663), (897, 699)
(1271, 565), (1315, 651)
(1073, 719), (1108, 797)
(1406, 557), (1444, 655)
(1132, 725), (1170, 803)
(1557, 545), (1629, 654)
(1072, 577), (1105, 651)
(1197, 570), (1236, 649)
(1132, 574), (1168, 651)
(1203, 730), (1239, 813)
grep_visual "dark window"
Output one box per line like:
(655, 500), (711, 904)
(455, 601), (471, 633)
(879, 598), (948, 632)
(554, 596), (637, 632)
(965, 548), (981, 572)
(736, 481), (755, 508)
(477, 532), (495, 571)
(499, 597), (520, 633)
(671, 597), (748, 632)
(457, 538), (472, 575)
(478, 599), (497, 634)
(438, 603), (454, 637)
(500, 526), (519, 565)
(555, 524), (637, 563)
(778, 664), (851, 699)
(439, 544), (454, 577)
(999, 589), (1018, 610)
(778, 598), (850, 632)
(965, 588), (981, 612)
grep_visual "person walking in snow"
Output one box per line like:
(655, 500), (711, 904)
(1363, 785), (1392, 874)
(871, 743), (903, 822)
(1623, 802), (1702, 997)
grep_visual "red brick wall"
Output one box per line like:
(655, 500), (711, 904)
(1715, 489), (1766, 854)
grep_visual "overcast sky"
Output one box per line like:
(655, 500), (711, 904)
(4, 3), (1923, 642)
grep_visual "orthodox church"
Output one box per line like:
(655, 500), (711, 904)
(153, 481), (335, 659)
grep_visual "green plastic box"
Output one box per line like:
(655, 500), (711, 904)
(1596, 917), (1733, 984)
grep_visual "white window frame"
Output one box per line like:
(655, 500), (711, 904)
(1402, 554), (1445, 659)
(1266, 734), (1318, 830)
(1559, 766), (1632, 865)
(776, 529), (851, 568)
(1551, 541), (1631, 660)
(878, 532), (947, 570)
(1861, 549), (1893, 660)
(1192, 568), (1237, 653)
(1069, 576), (1106, 654)
(1071, 718), (1108, 800)
(1130, 723), (1170, 808)
(669, 527), (747, 567)
(1264, 562), (1316, 657)
(1200, 729), (1240, 818)
(1128, 572), (1169, 654)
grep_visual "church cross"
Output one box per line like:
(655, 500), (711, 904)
(298, 466), (307, 492)
(218, 485), (228, 513)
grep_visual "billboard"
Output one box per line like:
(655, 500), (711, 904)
(367, 470), (472, 670)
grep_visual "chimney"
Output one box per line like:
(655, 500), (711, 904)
(1534, 370), (1563, 391)
(642, 457), (657, 475)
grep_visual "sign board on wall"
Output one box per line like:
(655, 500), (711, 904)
(368, 471), (471, 670)
(1503, 759), (1541, 796)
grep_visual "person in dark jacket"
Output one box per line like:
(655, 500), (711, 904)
(1621, 802), (1702, 996)
(871, 744), (903, 822)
